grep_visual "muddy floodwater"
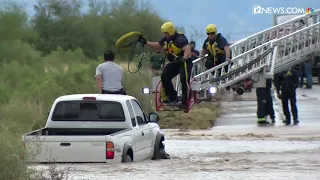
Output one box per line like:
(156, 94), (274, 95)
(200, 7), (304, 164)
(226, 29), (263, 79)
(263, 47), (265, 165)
(35, 87), (320, 180)
(35, 139), (320, 180)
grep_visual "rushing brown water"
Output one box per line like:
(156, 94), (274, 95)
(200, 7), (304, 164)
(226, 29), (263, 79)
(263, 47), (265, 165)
(35, 139), (320, 180)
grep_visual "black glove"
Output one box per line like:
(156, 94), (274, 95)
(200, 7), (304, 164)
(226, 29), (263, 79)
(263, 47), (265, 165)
(177, 57), (187, 64)
(277, 93), (282, 99)
(138, 35), (147, 45)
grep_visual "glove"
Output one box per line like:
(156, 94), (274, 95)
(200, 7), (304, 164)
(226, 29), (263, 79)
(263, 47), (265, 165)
(138, 35), (147, 45)
(179, 57), (188, 64)
(277, 93), (282, 99)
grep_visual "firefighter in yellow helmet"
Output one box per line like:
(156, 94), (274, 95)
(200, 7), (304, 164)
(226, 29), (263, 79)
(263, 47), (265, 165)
(200, 24), (231, 74)
(138, 21), (192, 110)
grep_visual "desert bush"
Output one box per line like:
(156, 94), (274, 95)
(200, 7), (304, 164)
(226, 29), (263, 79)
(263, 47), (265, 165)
(0, 130), (34, 180)
(158, 102), (221, 130)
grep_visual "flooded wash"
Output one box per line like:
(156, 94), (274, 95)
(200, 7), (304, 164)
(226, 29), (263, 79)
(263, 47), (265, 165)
(36, 139), (320, 180)
(35, 87), (320, 179)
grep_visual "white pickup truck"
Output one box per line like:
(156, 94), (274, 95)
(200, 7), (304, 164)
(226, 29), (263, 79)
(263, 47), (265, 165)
(22, 94), (169, 163)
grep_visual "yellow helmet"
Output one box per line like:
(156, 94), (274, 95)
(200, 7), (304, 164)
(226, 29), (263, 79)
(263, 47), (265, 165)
(206, 24), (217, 34)
(161, 22), (175, 35)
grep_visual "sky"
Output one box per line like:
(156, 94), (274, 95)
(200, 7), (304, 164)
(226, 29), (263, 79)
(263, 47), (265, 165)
(8, 0), (319, 51)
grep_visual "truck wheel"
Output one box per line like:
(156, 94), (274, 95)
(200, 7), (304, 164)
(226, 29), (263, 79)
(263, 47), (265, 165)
(159, 148), (170, 159)
(236, 87), (244, 95)
(151, 143), (160, 160)
(152, 141), (170, 160)
(123, 154), (132, 163)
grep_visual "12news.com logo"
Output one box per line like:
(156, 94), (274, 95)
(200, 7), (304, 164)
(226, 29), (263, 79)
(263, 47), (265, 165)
(252, 5), (315, 15)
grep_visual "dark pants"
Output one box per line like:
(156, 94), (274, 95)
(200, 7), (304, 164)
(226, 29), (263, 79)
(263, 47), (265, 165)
(205, 58), (228, 75)
(299, 63), (304, 87)
(256, 88), (268, 119)
(161, 61), (193, 105)
(266, 88), (275, 119)
(205, 58), (215, 71)
(304, 61), (313, 87)
(102, 88), (126, 95)
(281, 88), (298, 121)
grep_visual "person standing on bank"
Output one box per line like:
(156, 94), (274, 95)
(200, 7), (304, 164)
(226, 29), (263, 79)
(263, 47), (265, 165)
(95, 50), (126, 95)
(299, 62), (305, 88)
(275, 67), (299, 125)
(190, 41), (200, 75)
(255, 77), (275, 125)
(266, 79), (275, 124)
(303, 53), (315, 89)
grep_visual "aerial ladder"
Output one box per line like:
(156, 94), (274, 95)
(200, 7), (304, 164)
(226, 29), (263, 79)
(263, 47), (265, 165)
(145, 10), (320, 113)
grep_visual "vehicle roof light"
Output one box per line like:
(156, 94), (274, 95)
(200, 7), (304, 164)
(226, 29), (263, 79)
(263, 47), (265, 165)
(83, 97), (96, 100)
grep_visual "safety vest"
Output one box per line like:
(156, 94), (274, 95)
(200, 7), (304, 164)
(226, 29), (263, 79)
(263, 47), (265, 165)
(205, 34), (225, 65)
(163, 32), (185, 61)
(283, 68), (292, 78)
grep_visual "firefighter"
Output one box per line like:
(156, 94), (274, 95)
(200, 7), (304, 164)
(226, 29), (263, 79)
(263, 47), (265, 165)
(200, 24), (231, 75)
(266, 79), (275, 123)
(254, 68), (276, 125)
(138, 22), (192, 109)
(255, 79), (270, 125)
(275, 67), (299, 125)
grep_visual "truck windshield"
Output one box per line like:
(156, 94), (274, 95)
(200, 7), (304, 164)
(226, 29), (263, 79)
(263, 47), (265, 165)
(52, 101), (125, 121)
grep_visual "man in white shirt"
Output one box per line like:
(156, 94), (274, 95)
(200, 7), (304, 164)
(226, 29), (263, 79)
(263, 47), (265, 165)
(95, 50), (126, 95)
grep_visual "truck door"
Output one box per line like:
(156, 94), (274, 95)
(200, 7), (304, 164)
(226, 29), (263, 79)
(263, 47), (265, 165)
(126, 100), (144, 161)
(130, 100), (153, 160)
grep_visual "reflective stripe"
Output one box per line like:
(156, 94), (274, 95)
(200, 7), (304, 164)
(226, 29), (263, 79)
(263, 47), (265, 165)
(160, 88), (167, 101)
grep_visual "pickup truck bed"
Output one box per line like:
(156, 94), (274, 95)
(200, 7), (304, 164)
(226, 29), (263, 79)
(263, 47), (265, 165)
(23, 128), (131, 163)
(26, 128), (128, 136)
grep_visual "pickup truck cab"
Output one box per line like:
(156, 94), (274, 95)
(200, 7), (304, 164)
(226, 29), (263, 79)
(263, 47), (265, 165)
(22, 94), (168, 163)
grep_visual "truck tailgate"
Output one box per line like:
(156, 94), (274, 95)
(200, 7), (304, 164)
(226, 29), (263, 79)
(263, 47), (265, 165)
(25, 136), (106, 163)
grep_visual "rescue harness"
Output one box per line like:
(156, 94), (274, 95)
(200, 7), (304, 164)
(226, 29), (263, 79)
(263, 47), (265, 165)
(205, 33), (225, 66)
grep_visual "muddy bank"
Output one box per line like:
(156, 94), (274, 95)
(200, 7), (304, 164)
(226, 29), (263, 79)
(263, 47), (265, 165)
(162, 124), (320, 141)
(166, 132), (320, 141)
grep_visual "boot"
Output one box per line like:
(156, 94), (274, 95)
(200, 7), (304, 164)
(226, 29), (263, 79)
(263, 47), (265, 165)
(282, 119), (291, 125)
(178, 103), (188, 110)
(257, 118), (270, 126)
